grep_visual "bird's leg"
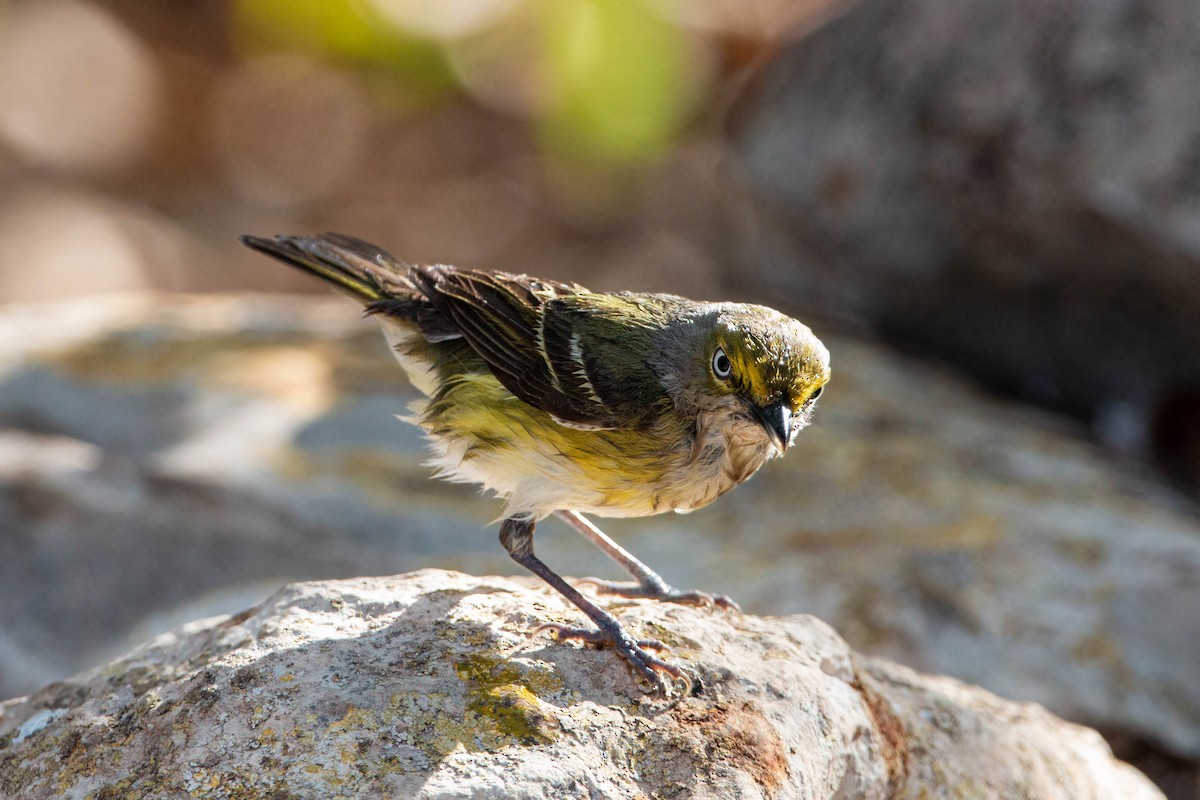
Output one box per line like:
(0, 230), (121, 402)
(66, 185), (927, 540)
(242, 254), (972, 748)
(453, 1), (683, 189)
(555, 510), (740, 613)
(499, 516), (690, 695)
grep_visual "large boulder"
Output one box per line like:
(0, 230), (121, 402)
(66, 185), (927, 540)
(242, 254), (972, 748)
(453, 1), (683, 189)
(0, 571), (1163, 799)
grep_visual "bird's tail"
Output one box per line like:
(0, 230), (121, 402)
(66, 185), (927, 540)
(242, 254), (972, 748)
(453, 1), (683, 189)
(240, 233), (419, 302)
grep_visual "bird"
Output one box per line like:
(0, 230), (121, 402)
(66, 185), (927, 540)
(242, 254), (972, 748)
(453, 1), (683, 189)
(241, 233), (830, 694)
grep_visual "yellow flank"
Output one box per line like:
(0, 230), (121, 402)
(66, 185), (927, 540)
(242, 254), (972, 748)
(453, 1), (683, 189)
(421, 372), (713, 518)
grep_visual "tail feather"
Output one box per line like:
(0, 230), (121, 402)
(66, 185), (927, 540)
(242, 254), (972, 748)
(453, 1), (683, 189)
(240, 233), (418, 302)
(242, 233), (463, 343)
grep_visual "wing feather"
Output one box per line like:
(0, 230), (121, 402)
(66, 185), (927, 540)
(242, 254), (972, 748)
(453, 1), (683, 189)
(245, 232), (672, 430)
(412, 268), (668, 429)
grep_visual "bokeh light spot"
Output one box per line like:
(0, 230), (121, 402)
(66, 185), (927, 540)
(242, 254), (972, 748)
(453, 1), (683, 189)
(0, 0), (161, 176)
(541, 0), (711, 164)
(0, 189), (147, 301)
(211, 56), (372, 207)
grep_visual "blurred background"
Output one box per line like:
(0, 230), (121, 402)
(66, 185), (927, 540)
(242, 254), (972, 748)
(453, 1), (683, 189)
(2, 0), (1200, 795)
(0, 0), (824, 301)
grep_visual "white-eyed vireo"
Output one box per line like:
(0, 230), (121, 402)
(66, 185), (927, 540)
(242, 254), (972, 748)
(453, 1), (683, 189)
(243, 233), (830, 694)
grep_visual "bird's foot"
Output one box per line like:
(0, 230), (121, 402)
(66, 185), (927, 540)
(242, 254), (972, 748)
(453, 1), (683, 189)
(576, 577), (741, 614)
(530, 620), (692, 696)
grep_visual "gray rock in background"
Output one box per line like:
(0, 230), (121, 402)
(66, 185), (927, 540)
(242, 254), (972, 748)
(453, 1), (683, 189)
(1, 294), (1198, 783)
(737, 0), (1200, 471)
(0, 571), (1164, 800)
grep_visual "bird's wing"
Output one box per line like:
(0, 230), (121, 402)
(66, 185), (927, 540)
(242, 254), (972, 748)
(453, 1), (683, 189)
(242, 233), (670, 429)
(412, 268), (668, 430)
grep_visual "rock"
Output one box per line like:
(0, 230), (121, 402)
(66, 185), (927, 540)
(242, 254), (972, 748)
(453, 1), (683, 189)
(0, 571), (1163, 799)
(2, 293), (1199, 780)
(736, 0), (1200, 465)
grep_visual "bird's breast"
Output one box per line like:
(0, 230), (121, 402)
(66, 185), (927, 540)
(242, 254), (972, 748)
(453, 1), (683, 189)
(660, 411), (774, 514)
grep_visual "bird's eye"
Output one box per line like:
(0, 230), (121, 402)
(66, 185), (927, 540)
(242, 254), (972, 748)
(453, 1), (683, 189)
(712, 347), (732, 379)
(810, 385), (824, 402)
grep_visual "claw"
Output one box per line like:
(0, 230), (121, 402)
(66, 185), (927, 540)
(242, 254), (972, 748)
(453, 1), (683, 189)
(525, 621), (689, 696)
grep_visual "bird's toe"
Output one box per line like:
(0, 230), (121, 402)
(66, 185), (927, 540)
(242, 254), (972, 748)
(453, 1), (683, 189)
(575, 578), (740, 615)
(526, 620), (690, 696)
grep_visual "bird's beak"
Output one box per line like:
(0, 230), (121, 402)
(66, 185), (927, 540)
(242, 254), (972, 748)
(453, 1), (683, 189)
(752, 401), (792, 454)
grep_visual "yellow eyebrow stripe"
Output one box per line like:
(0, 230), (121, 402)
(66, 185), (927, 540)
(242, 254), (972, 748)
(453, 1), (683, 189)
(732, 349), (770, 403)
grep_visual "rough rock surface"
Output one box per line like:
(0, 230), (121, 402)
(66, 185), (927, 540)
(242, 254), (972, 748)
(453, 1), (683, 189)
(2, 294), (1200, 775)
(737, 0), (1200, 457)
(0, 571), (1163, 800)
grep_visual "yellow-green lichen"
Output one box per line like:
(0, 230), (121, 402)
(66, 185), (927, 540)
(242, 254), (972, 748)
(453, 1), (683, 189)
(452, 653), (562, 748)
(467, 684), (557, 746)
(453, 652), (563, 697)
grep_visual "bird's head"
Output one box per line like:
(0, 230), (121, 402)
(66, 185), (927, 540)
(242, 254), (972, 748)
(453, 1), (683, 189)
(669, 304), (830, 454)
